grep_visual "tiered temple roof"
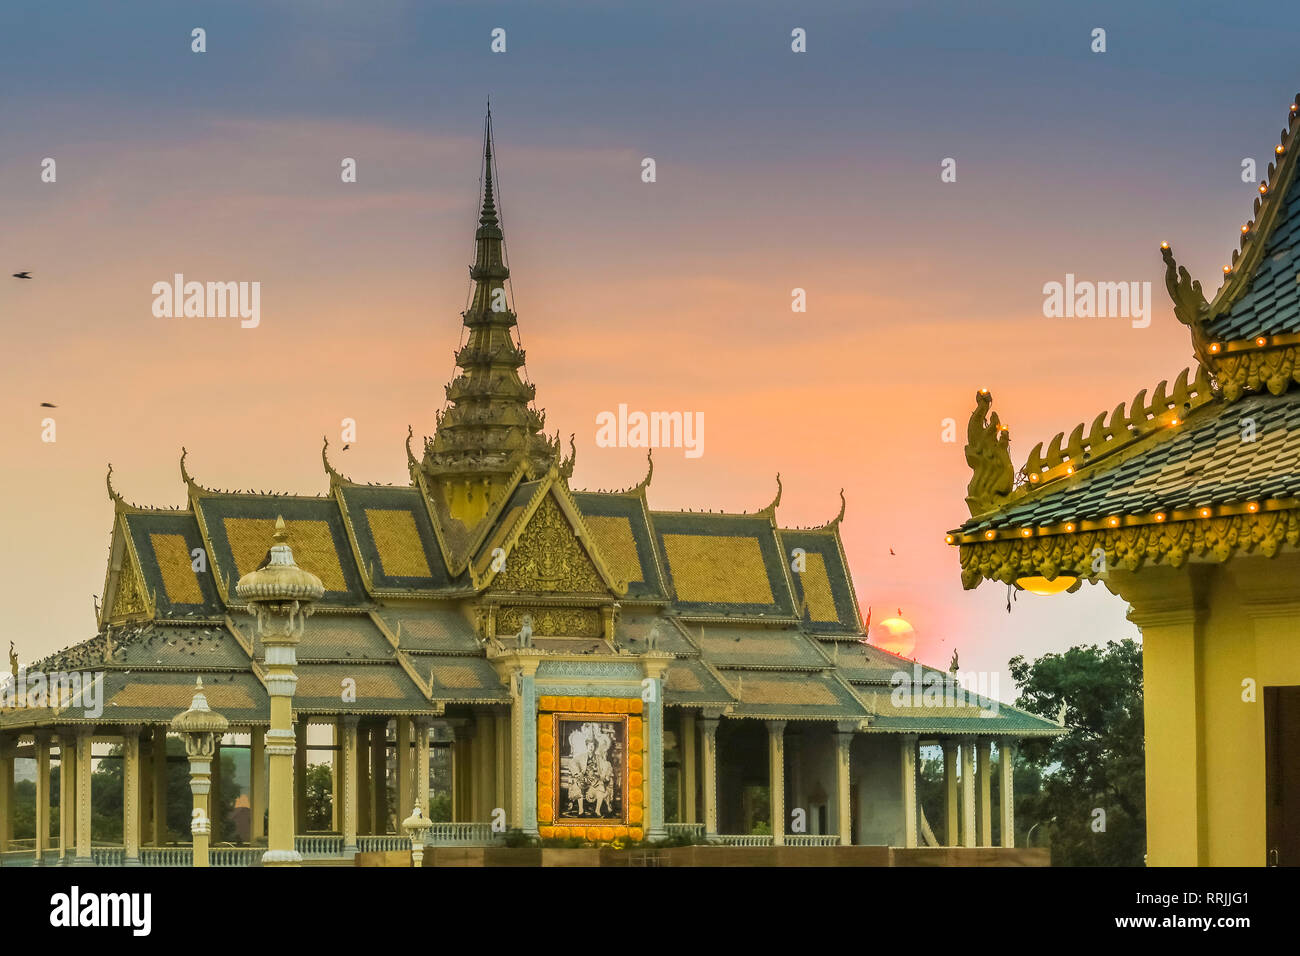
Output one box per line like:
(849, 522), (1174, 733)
(3, 115), (1057, 741)
(952, 94), (1300, 588)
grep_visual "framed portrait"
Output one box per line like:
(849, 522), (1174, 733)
(553, 713), (628, 826)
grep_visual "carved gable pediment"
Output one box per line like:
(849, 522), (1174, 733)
(492, 495), (606, 594)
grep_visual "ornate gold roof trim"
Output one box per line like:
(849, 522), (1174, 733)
(1021, 366), (1215, 487)
(106, 463), (185, 514)
(961, 369), (1215, 521)
(755, 473), (782, 517)
(180, 446), (330, 500)
(1207, 94), (1300, 317)
(1212, 342), (1300, 401)
(321, 435), (352, 486)
(954, 499), (1300, 589)
(800, 488), (847, 532)
(578, 449), (654, 497)
(471, 469), (627, 597)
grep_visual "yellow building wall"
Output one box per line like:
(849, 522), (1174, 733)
(1116, 555), (1300, 866)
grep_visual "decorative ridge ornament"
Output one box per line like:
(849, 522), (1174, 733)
(106, 463), (175, 513)
(1020, 366), (1215, 485)
(964, 391), (1014, 517)
(756, 473), (782, 517)
(321, 435), (351, 486)
(804, 489), (847, 531)
(1161, 244), (1216, 371)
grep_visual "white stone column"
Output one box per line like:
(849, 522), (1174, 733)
(700, 716), (719, 839)
(767, 721), (786, 845)
(123, 727), (141, 865)
(341, 716), (359, 858)
(961, 741), (976, 848)
(900, 734), (918, 848)
(999, 739), (1016, 848)
(977, 738), (992, 846)
(834, 727), (853, 846)
(74, 726), (93, 865)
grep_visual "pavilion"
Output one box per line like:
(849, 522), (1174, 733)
(0, 115), (1060, 867)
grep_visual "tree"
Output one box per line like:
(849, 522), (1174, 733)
(90, 740), (240, 844)
(1008, 639), (1145, 866)
(304, 763), (333, 831)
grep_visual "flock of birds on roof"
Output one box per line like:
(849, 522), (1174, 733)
(40, 621), (229, 672)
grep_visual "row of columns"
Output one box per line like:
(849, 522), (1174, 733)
(679, 716), (1015, 848)
(928, 736), (1016, 848)
(686, 716), (857, 845)
(1, 726), (139, 864)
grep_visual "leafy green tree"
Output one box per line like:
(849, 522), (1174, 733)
(428, 792), (452, 823)
(1009, 639), (1145, 866)
(304, 762), (333, 831)
(11, 778), (36, 840)
(88, 740), (239, 844)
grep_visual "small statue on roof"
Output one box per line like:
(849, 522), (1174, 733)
(8, 641), (17, 677)
(647, 621), (660, 651)
(964, 390), (1015, 516)
(517, 614), (533, 649)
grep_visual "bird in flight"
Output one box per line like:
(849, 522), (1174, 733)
(12, 272), (32, 279)
(39, 402), (56, 408)
(342, 444), (351, 451)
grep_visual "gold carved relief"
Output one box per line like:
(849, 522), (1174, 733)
(499, 605), (602, 638)
(494, 496), (605, 593)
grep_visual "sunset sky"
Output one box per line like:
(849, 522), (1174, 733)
(3, 1), (1300, 685)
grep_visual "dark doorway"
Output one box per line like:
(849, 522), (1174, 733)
(1265, 686), (1300, 866)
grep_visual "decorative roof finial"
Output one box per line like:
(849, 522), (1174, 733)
(1161, 244), (1215, 370)
(322, 435), (348, 485)
(757, 473), (783, 516)
(480, 105), (498, 228)
(964, 391), (1014, 517)
(107, 463), (125, 507)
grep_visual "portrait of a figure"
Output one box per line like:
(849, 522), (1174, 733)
(555, 715), (626, 824)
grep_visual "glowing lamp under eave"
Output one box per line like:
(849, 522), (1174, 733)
(1015, 575), (1078, 596)
(871, 617), (916, 657)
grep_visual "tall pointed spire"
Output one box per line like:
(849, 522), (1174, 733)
(421, 108), (560, 487)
